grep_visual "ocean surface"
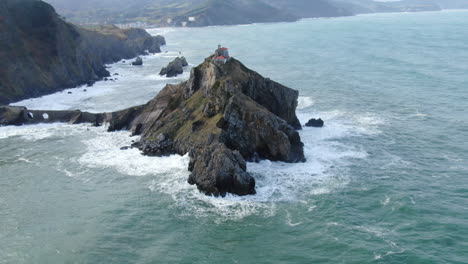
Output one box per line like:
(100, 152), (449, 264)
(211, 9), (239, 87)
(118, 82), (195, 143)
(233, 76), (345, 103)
(1, 10), (468, 263)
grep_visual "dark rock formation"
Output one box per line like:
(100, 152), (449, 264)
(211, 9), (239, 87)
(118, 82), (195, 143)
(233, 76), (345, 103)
(0, 106), (104, 126)
(144, 35), (166, 53)
(159, 57), (188, 77)
(305, 118), (324, 128)
(132, 57), (143, 66)
(0, 0), (165, 104)
(1, 55), (305, 197)
(107, 56), (305, 196)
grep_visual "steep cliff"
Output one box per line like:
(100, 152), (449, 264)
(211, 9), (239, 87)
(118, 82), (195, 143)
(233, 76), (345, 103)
(0, 0), (165, 104)
(1, 55), (305, 197)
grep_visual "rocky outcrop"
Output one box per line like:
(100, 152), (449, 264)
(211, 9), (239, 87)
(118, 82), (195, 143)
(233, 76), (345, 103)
(0, 0), (165, 104)
(1, 55), (305, 197)
(106, 56), (305, 196)
(159, 57), (188, 77)
(305, 118), (324, 127)
(132, 57), (143, 66)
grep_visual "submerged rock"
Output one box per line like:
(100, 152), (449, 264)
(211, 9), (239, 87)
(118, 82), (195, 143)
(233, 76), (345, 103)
(132, 57), (143, 66)
(159, 57), (188, 77)
(305, 118), (324, 127)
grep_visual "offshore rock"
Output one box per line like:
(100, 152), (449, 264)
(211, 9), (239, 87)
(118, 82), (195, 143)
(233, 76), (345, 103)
(159, 57), (188, 77)
(106, 55), (305, 196)
(305, 118), (324, 127)
(132, 57), (143, 66)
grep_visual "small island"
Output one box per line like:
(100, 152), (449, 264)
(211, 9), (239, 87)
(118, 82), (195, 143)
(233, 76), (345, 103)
(1, 50), (306, 197)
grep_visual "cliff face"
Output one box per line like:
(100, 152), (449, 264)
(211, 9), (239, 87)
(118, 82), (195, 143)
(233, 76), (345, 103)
(0, 0), (165, 104)
(1, 55), (306, 197)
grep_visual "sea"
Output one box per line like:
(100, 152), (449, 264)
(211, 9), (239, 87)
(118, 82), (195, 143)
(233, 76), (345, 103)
(1, 10), (467, 264)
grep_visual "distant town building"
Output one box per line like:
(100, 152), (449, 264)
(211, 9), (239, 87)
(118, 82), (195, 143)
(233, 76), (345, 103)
(188, 17), (196, 22)
(115, 22), (148, 29)
(167, 18), (173, 24)
(181, 21), (188, 27)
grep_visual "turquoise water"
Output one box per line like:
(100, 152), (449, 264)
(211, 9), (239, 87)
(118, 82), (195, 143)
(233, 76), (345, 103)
(2, 10), (468, 263)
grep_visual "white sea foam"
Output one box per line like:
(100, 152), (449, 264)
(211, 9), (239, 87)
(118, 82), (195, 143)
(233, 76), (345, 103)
(297, 109), (384, 136)
(146, 27), (178, 36)
(78, 129), (188, 177)
(71, 107), (376, 222)
(151, 110), (373, 221)
(0, 123), (88, 141)
(144, 71), (191, 81)
(0, 106), (378, 222)
(286, 211), (303, 227)
(297, 96), (315, 109)
(382, 196), (391, 206)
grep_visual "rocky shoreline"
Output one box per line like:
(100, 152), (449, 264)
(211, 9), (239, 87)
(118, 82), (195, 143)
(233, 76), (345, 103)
(0, 0), (165, 105)
(1, 54), (306, 197)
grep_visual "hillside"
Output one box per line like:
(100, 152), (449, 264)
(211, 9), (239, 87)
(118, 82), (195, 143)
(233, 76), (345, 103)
(44, 0), (352, 26)
(333, 0), (442, 14)
(267, 0), (352, 18)
(0, 0), (165, 104)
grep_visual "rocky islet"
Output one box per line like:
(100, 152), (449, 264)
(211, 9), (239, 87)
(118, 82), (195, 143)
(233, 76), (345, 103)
(1, 54), (306, 197)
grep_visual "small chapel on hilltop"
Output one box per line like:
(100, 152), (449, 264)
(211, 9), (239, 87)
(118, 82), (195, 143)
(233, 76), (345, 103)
(214, 45), (230, 64)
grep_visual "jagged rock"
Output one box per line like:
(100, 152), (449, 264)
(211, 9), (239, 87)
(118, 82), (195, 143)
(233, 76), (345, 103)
(305, 118), (324, 127)
(220, 93), (305, 162)
(0, 106), (25, 126)
(132, 57), (143, 66)
(144, 35), (166, 53)
(188, 143), (256, 196)
(159, 57), (188, 77)
(106, 55), (305, 196)
(138, 133), (176, 157)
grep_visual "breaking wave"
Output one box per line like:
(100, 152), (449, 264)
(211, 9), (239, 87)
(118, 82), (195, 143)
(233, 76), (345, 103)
(72, 108), (378, 222)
